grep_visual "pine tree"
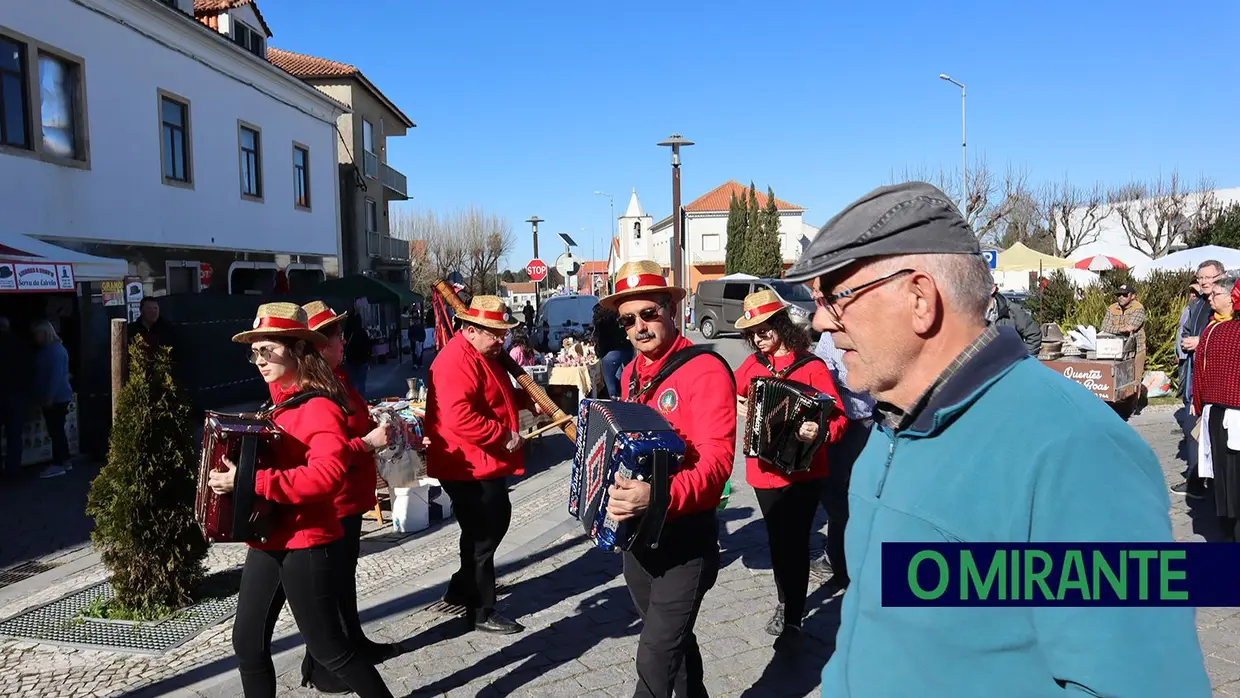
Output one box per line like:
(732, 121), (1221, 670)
(736, 183), (760, 275)
(86, 336), (207, 618)
(724, 192), (746, 274)
(746, 187), (785, 278)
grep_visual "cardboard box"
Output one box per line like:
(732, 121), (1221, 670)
(1096, 337), (1125, 360)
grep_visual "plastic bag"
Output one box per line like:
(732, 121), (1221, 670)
(1142, 370), (1172, 398)
(370, 401), (426, 487)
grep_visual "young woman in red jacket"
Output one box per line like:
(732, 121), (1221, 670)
(291, 301), (399, 692)
(425, 295), (536, 636)
(208, 303), (393, 698)
(732, 289), (847, 651)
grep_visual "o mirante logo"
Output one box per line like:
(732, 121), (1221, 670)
(881, 543), (1240, 607)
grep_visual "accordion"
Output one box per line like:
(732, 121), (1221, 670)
(195, 412), (279, 544)
(742, 377), (836, 474)
(569, 399), (685, 553)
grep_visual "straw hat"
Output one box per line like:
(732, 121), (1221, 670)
(232, 302), (328, 345)
(599, 260), (686, 310)
(457, 295), (521, 330)
(302, 300), (348, 332)
(734, 288), (789, 330)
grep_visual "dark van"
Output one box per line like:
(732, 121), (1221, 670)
(693, 277), (816, 339)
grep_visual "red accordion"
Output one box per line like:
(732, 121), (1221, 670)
(195, 411), (279, 544)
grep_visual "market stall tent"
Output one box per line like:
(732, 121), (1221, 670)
(994, 242), (1074, 272)
(1130, 245), (1240, 280)
(0, 231), (127, 282)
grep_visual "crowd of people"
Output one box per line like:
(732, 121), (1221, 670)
(195, 179), (1229, 698)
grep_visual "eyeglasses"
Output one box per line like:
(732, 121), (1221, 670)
(618, 305), (665, 330)
(745, 327), (776, 340)
(818, 268), (916, 311)
(247, 345), (283, 364)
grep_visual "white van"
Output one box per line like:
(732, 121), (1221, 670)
(536, 294), (599, 351)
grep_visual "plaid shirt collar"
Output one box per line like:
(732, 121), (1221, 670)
(875, 325), (1001, 432)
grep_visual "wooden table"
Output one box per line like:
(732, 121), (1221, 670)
(1040, 356), (1140, 403)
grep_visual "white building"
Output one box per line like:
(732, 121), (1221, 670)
(610, 181), (817, 293)
(0, 0), (346, 296)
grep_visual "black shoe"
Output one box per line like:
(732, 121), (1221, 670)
(773, 625), (803, 653)
(360, 640), (400, 664)
(765, 604), (785, 637)
(1171, 481), (1207, 500)
(810, 554), (833, 580)
(302, 662), (350, 695)
(474, 611), (523, 635)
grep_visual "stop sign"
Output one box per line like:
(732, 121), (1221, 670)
(526, 258), (548, 282)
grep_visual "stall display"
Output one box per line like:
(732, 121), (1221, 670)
(368, 397), (452, 533)
(1038, 325), (1140, 406)
(0, 397), (81, 467)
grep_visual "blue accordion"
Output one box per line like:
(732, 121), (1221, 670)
(568, 398), (685, 553)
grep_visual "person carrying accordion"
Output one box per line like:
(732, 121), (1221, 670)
(733, 288), (847, 651)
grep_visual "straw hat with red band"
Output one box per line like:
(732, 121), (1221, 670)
(458, 295), (520, 331)
(301, 300), (348, 333)
(734, 288), (789, 330)
(231, 302), (328, 345)
(599, 260), (687, 310)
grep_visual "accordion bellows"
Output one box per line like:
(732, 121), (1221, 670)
(742, 377), (836, 474)
(195, 412), (277, 544)
(569, 399), (684, 552)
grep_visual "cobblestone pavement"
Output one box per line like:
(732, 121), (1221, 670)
(0, 360), (421, 580)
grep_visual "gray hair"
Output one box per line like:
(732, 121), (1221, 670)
(1199, 260), (1225, 276)
(1214, 274), (1240, 298)
(31, 319), (61, 344)
(873, 253), (993, 319)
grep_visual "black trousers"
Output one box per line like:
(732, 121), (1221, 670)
(624, 511), (719, 698)
(232, 545), (393, 698)
(42, 402), (70, 466)
(442, 477), (512, 620)
(301, 514), (374, 683)
(755, 478), (824, 626)
(819, 418), (872, 584)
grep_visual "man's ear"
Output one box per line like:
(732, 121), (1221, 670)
(908, 272), (942, 335)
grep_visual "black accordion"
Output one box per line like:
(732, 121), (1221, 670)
(742, 377), (836, 474)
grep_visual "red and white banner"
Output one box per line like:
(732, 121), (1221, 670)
(0, 262), (75, 293)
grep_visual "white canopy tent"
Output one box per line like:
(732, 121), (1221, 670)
(0, 231), (127, 282)
(1131, 245), (1240, 280)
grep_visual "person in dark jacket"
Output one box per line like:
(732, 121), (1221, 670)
(591, 303), (633, 398)
(985, 286), (1041, 354)
(342, 298), (373, 394)
(127, 297), (176, 349)
(1171, 260), (1225, 499)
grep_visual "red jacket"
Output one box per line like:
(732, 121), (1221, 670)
(252, 383), (350, 550)
(426, 333), (534, 480)
(268, 373), (377, 518)
(621, 334), (737, 519)
(734, 351), (848, 489)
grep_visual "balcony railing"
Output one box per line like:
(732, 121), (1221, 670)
(367, 231), (410, 262)
(361, 151), (378, 179)
(381, 162), (407, 199)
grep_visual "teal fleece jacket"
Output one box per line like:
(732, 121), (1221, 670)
(822, 328), (1210, 698)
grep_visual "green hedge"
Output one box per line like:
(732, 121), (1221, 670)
(1028, 267), (1194, 385)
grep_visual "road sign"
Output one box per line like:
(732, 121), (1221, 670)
(555, 252), (580, 278)
(982, 249), (998, 269)
(558, 232), (578, 248)
(526, 259), (548, 282)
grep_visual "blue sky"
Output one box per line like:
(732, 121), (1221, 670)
(259, 0), (1240, 270)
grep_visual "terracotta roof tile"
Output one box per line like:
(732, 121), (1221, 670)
(579, 261), (608, 274)
(193, 0), (272, 37)
(266, 47), (358, 78)
(683, 180), (805, 212)
(502, 282), (537, 294)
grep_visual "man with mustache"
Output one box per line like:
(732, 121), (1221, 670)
(784, 182), (1209, 698)
(600, 260), (736, 698)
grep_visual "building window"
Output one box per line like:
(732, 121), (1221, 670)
(293, 144), (310, 209)
(232, 21), (264, 58)
(361, 118), (376, 178)
(365, 198), (378, 232)
(38, 52), (78, 159)
(238, 123), (261, 198)
(0, 35), (28, 149)
(159, 92), (190, 184)
(701, 234), (720, 251)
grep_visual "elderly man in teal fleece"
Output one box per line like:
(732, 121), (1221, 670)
(784, 181), (1210, 698)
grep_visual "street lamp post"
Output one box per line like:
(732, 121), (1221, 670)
(938, 74), (967, 208)
(526, 215), (543, 319)
(657, 133), (693, 333)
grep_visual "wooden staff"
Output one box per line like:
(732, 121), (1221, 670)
(432, 279), (578, 442)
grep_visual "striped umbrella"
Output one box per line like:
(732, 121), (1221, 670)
(1074, 254), (1128, 271)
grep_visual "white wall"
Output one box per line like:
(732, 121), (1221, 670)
(654, 210), (809, 266)
(1064, 187), (1240, 265)
(0, 0), (343, 258)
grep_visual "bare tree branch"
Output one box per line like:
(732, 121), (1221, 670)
(1039, 178), (1109, 257)
(889, 158), (1024, 239)
(1108, 171), (1191, 258)
(392, 206), (514, 297)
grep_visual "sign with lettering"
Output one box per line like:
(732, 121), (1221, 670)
(0, 262), (76, 293)
(0, 263), (15, 291)
(982, 249), (998, 269)
(1041, 359), (1138, 402)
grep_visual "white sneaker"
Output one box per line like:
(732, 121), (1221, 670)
(39, 464), (68, 479)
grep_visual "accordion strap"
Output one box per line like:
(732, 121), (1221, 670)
(754, 351), (823, 379)
(255, 390), (332, 419)
(628, 345), (735, 403)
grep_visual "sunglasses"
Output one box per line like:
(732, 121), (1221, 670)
(745, 327), (776, 340)
(247, 345), (283, 364)
(618, 305), (665, 330)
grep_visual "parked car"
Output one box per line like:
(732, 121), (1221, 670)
(535, 294), (599, 351)
(693, 277), (816, 339)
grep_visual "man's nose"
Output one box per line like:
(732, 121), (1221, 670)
(812, 305), (841, 333)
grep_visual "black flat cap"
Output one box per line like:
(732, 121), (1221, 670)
(784, 181), (981, 283)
